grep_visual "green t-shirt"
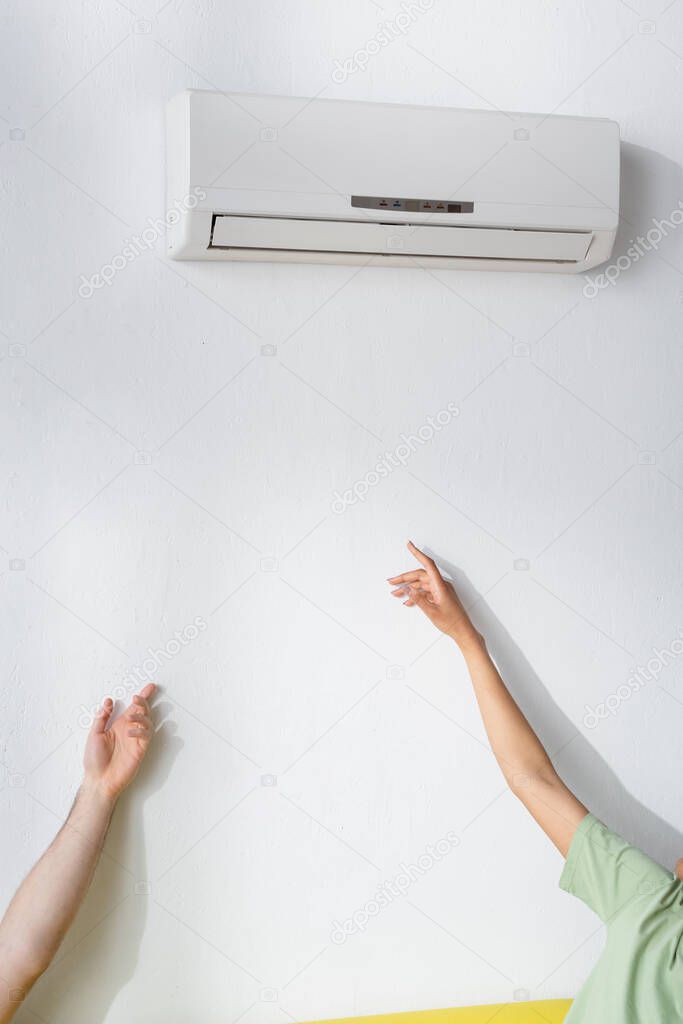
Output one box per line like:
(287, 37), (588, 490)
(560, 813), (683, 1021)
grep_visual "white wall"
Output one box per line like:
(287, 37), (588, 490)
(2, 1), (683, 1021)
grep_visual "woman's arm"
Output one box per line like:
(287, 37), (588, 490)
(388, 543), (587, 856)
(0, 683), (156, 1023)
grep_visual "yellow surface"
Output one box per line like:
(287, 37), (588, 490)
(305, 1002), (572, 1024)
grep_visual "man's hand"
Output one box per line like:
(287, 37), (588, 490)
(388, 541), (482, 650)
(83, 683), (156, 801)
(0, 682), (158, 1022)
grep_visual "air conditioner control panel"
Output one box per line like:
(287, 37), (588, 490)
(351, 195), (474, 213)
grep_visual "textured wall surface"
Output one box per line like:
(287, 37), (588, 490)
(1, 1), (683, 1021)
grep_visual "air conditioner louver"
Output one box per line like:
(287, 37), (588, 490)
(210, 215), (593, 264)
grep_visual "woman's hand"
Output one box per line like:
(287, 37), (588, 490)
(388, 541), (482, 650)
(83, 683), (156, 801)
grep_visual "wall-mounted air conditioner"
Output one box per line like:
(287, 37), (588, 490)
(166, 90), (620, 273)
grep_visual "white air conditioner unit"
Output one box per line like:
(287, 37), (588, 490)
(166, 90), (620, 273)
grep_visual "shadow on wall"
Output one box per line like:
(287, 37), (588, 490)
(438, 557), (683, 873)
(28, 704), (182, 1023)
(610, 142), (683, 281)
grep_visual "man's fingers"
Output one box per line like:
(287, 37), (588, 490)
(91, 698), (114, 735)
(127, 712), (152, 730)
(387, 570), (427, 585)
(135, 683), (156, 705)
(131, 683), (156, 716)
(126, 711), (152, 740)
(127, 726), (151, 739)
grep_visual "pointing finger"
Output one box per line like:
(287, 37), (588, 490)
(407, 541), (442, 585)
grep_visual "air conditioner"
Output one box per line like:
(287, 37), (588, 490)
(166, 90), (620, 273)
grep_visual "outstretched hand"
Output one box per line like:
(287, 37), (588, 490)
(388, 541), (482, 649)
(83, 683), (156, 801)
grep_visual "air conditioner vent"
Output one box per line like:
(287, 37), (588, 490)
(210, 215), (592, 263)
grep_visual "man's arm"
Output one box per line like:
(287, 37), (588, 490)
(0, 683), (156, 1022)
(388, 543), (587, 856)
